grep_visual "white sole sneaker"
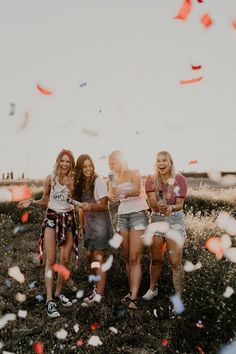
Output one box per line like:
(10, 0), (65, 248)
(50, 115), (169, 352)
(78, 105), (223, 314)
(142, 288), (158, 301)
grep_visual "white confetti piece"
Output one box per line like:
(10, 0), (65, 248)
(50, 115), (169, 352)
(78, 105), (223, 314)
(0, 187), (11, 202)
(183, 261), (202, 272)
(142, 222), (169, 246)
(55, 328), (68, 340)
(8, 266), (25, 283)
(18, 310), (27, 318)
(173, 185), (180, 196)
(76, 290), (84, 299)
(0, 342), (4, 350)
(0, 314), (16, 329)
(166, 229), (184, 248)
(73, 324), (80, 333)
(91, 262), (100, 269)
(88, 274), (101, 282)
(216, 213), (236, 235)
(224, 248), (236, 263)
(46, 270), (52, 279)
(170, 294), (185, 314)
(221, 234), (232, 250)
(153, 309), (158, 318)
(87, 335), (103, 346)
(109, 327), (118, 334)
(221, 174), (236, 187)
(207, 171), (222, 183)
(101, 255), (114, 272)
(223, 286), (234, 298)
(219, 340), (236, 354)
(15, 292), (26, 303)
(109, 233), (123, 249)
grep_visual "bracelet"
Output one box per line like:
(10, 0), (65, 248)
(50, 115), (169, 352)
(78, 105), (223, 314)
(172, 205), (176, 212)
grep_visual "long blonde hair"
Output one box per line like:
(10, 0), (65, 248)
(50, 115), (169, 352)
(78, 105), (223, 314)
(108, 150), (129, 174)
(153, 151), (176, 192)
(52, 149), (75, 188)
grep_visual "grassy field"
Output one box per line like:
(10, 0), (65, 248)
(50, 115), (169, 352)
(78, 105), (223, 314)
(0, 181), (236, 353)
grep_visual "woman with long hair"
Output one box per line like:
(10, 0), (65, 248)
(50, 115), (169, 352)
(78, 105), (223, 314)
(18, 149), (78, 318)
(74, 154), (112, 304)
(142, 150), (187, 300)
(108, 150), (149, 309)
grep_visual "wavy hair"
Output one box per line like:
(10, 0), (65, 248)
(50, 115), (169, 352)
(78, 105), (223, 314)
(74, 154), (97, 200)
(108, 150), (128, 173)
(52, 149), (75, 188)
(153, 151), (176, 192)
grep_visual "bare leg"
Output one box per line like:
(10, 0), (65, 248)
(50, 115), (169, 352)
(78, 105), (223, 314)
(44, 228), (56, 303)
(55, 233), (73, 296)
(120, 229), (130, 292)
(166, 238), (184, 294)
(129, 229), (144, 300)
(149, 236), (166, 291)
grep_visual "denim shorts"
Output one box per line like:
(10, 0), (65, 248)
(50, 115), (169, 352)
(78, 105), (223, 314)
(117, 210), (149, 231)
(151, 211), (186, 239)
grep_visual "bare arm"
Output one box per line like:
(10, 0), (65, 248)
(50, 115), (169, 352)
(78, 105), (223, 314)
(81, 196), (108, 212)
(124, 169), (141, 198)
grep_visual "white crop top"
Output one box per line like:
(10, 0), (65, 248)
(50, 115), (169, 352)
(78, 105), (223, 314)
(117, 182), (148, 215)
(48, 175), (73, 213)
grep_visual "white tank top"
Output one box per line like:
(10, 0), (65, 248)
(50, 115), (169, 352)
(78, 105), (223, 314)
(117, 182), (148, 215)
(48, 175), (73, 213)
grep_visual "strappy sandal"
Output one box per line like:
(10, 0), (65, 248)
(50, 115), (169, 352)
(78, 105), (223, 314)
(128, 298), (138, 310)
(121, 292), (131, 303)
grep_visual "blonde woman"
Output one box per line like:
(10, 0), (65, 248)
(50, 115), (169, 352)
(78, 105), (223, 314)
(108, 150), (149, 309)
(143, 151), (187, 300)
(18, 149), (78, 318)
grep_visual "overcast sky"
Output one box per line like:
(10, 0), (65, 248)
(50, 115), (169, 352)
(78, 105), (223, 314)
(0, 0), (236, 178)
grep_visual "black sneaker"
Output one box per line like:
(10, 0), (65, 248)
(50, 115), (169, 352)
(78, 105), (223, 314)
(46, 300), (60, 318)
(55, 294), (72, 307)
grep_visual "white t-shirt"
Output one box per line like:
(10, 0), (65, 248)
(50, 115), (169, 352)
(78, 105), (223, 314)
(94, 176), (108, 202)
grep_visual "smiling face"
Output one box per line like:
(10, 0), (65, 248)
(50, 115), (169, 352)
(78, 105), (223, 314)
(156, 153), (172, 176)
(59, 154), (71, 176)
(83, 159), (94, 178)
(108, 156), (121, 173)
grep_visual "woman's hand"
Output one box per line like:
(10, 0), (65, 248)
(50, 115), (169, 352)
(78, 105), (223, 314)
(63, 176), (74, 191)
(160, 205), (172, 216)
(17, 199), (32, 209)
(81, 202), (92, 211)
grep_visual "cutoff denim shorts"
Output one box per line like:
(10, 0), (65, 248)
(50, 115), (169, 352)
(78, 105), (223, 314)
(151, 211), (186, 239)
(117, 210), (149, 232)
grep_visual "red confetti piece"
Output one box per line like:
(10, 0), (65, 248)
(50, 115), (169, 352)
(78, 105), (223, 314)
(52, 263), (70, 280)
(11, 185), (32, 202)
(76, 339), (84, 347)
(21, 211), (30, 223)
(232, 21), (236, 29)
(205, 237), (224, 260)
(201, 14), (213, 28)
(192, 65), (202, 70)
(37, 84), (52, 95)
(162, 338), (169, 346)
(33, 341), (44, 354)
(189, 160), (198, 165)
(174, 0), (192, 21)
(90, 322), (99, 331)
(180, 76), (203, 85)
(197, 0), (203, 3)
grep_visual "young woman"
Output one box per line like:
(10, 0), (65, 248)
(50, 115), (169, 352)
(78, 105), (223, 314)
(18, 149), (78, 318)
(108, 150), (149, 309)
(143, 150), (187, 300)
(74, 154), (112, 304)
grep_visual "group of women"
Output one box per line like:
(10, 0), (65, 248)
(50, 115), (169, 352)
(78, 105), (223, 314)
(18, 149), (187, 318)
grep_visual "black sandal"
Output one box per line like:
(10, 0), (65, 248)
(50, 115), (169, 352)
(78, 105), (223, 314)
(128, 298), (138, 310)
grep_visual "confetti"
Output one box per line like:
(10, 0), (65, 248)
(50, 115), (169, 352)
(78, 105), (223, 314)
(201, 14), (213, 28)
(87, 335), (103, 347)
(184, 260), (202, 272)
(13, 225), (28, 235)
(170, 293), (185, 314)
(55, 328), (68, 340)
(205, 236), (224, 259)
(28, 281), (37, 289)
(90, 322), (99, 331)
(9, 103), (15, 116)
(224, 247), (236, 263)
(174, 0), (192, 21)
(91, 262), (100, 269)
(0, 187), (12, 202)
(4, 279), (12, 288)
(81, 127), (99, 137)
(11, 185), (32, 202)
(219, 340), (236, 354)
(88, 274), (101, 282)
(162, 338), (169, 346)
(216, 212), (236, 235)
(101, 255), (113, 272)
(207, 171), (222, 183)
(73, 324), (80, 333)
(32, 341), (44, 354)
(19, 111), (29, 130)
(45, 270), (52, 279)
(52, 263), (70, 280)
(221, 234), (232, 250)
(221, 175), (236, 187)
(192, 65), (202, 70)
(37, 84), (52, 95)
(232, 21), (236, 29)
(223, 286), (234, 298)
(8, 266), (25, 283)
(166, 229), (184, 248)
(0, 313), (16, 329)
(109, 327), (118, 334)
(180, 77), (203, 85)
(153, 309), (158, 318)
(189, 160), (198, 165)
(21, 211), (30, 223)
(76, 290), (84, 298)
(35, 294), (44, 303)
(18, 310), (27, 318)
(109, 233), (123, 249)
(16, 292), (26, 302)
(141, 222), (169, 246)
(0, 342), (3, 350)
(76, 339), (84, 347)
(79, 82), (87, 87)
